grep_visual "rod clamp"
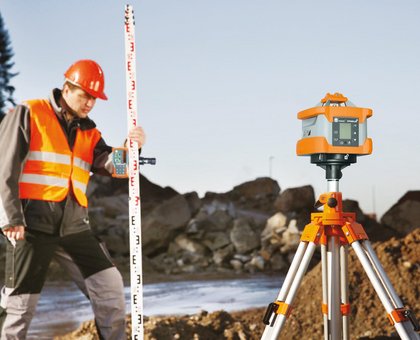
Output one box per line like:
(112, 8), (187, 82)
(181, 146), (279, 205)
(263, 301), (292, 326)
(388, 307), (420, 331)
(405, 309), (420, 331)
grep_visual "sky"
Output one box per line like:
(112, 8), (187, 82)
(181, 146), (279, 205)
(1, 0), (420, 218)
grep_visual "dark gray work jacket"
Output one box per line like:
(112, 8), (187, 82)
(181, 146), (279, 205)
(0, 88), (115, 236)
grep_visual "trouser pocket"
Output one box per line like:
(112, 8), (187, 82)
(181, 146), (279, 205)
(5, 231), (56, 294)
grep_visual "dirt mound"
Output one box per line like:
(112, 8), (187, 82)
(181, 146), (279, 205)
(56, 229), (419, 340)
(263, 227), (420, 339)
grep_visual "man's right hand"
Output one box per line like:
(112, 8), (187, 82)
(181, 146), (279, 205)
(2, 225), (25, 243)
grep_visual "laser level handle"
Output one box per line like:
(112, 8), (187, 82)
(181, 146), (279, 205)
(139, 157), (156, 165)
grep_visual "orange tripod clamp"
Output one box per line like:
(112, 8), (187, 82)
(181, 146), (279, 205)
(263, 301), (293, 326)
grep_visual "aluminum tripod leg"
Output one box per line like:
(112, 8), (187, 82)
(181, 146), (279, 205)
(262, 240), (317, 340)
(351, 239), (420, 340)
(321, 243), (328, 340)
(327, 236), (341, 339)
(340, 244), (350, 340)
(322, 239), (350, 340)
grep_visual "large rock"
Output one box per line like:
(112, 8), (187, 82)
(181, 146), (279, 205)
(174, 234), (207, 255)
(142, 195), (192, 256)
(231, 177), (280, 199)
(91, 194), (128, 217)
(381, 191), (420, 236)
(204, 177), (280, 201)
(100, 225), (129, 255)
(202, 231), (231, 251)
(261, 212), (287, 244)
(230, 219), (260, 254)
(269, 252), (288, 271)
(212, 245), (235, 266)
(201, 201), (237, 218)
(278, 219), (301, 254)
(274, 185), (315, 213)
(183, 191), (202, 216)
(88, 174), (179, 215)
(208, 209), (234, 228)
(248, 255), (265, 271)
(203, 177), (280, 214)
(343, 199), (394, 241)
(186, 208), (233, 235)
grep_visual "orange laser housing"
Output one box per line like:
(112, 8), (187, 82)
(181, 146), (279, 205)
(296, 93), (373, 156)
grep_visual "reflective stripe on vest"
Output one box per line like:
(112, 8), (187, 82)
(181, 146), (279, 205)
(19, 99), (101, 207)
(27, 151), (71, 165)
(20, 173), (69, 187)
(73, 157), (91, 172)
(20, 172), (87, 192)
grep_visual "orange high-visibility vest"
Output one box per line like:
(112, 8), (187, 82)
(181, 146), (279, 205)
(19, 99), (102, 207)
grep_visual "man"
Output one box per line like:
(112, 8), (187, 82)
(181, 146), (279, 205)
(0, 59), (145, 339)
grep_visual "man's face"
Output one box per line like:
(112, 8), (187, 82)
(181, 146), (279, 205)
(63, 85), (97, 118)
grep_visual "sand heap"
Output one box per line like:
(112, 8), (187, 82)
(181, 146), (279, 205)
(56, 228), (419, 340)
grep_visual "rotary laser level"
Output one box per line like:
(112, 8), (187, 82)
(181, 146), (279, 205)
(296, 92), (372, 156)
(298, 92), (373, 187)
(261, 93), (419, 340)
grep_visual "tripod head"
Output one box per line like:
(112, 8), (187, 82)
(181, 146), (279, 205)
(311, 153), (357, 181)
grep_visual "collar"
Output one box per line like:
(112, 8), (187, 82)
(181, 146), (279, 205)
(49, 88), (97, 130)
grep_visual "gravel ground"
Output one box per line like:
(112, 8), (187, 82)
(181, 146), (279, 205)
(56, 228), (419, 340)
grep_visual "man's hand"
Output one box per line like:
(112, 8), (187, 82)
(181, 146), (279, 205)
(3, 225), (25, 244)
(127, 126), (146, 149)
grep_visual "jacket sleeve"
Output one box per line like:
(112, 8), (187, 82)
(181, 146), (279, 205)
(91, 137), (114, 176)
(0, 105), (30, 229)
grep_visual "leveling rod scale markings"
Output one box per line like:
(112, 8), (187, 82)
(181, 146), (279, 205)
(262, 93), (420, 340)
(125, 5), (143, 340)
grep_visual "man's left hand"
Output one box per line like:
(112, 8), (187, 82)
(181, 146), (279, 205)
(127, 126), (146, 149)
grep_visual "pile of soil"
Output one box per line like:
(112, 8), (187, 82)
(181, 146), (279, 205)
(56, 229), (419, 340)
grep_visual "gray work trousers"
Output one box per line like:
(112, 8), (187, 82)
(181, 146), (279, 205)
(0, 230), (126, 339)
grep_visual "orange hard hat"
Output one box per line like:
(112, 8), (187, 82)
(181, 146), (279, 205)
(64, 59), (108, 100)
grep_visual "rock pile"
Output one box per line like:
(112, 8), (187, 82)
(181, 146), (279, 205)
(0, 176), (416, 282)
(84, 175), (411, 278)
(88, 176), (316, 277)
(381, 191), (420, 235)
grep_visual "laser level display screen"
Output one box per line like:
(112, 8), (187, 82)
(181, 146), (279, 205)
(339, 123), (351, 140)
(332, 117), (359, 147)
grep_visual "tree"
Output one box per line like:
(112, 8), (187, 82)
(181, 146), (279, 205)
(0, 12), (17, 122)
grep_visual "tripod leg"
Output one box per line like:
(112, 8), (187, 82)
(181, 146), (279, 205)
(351, 240), (420, 340)
(363, 241), (404, 308)
(363, 241), (420, 338)
(321, 243), (329, 340)
(275, 242), (309, 306)
(340, 244), (350, 340)
(262, 241), (318, 340)
(327, 236), (341, 340)
(262, 241), (308, 340)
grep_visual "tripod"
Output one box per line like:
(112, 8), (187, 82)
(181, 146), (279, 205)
(262, 154), (420, 340)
